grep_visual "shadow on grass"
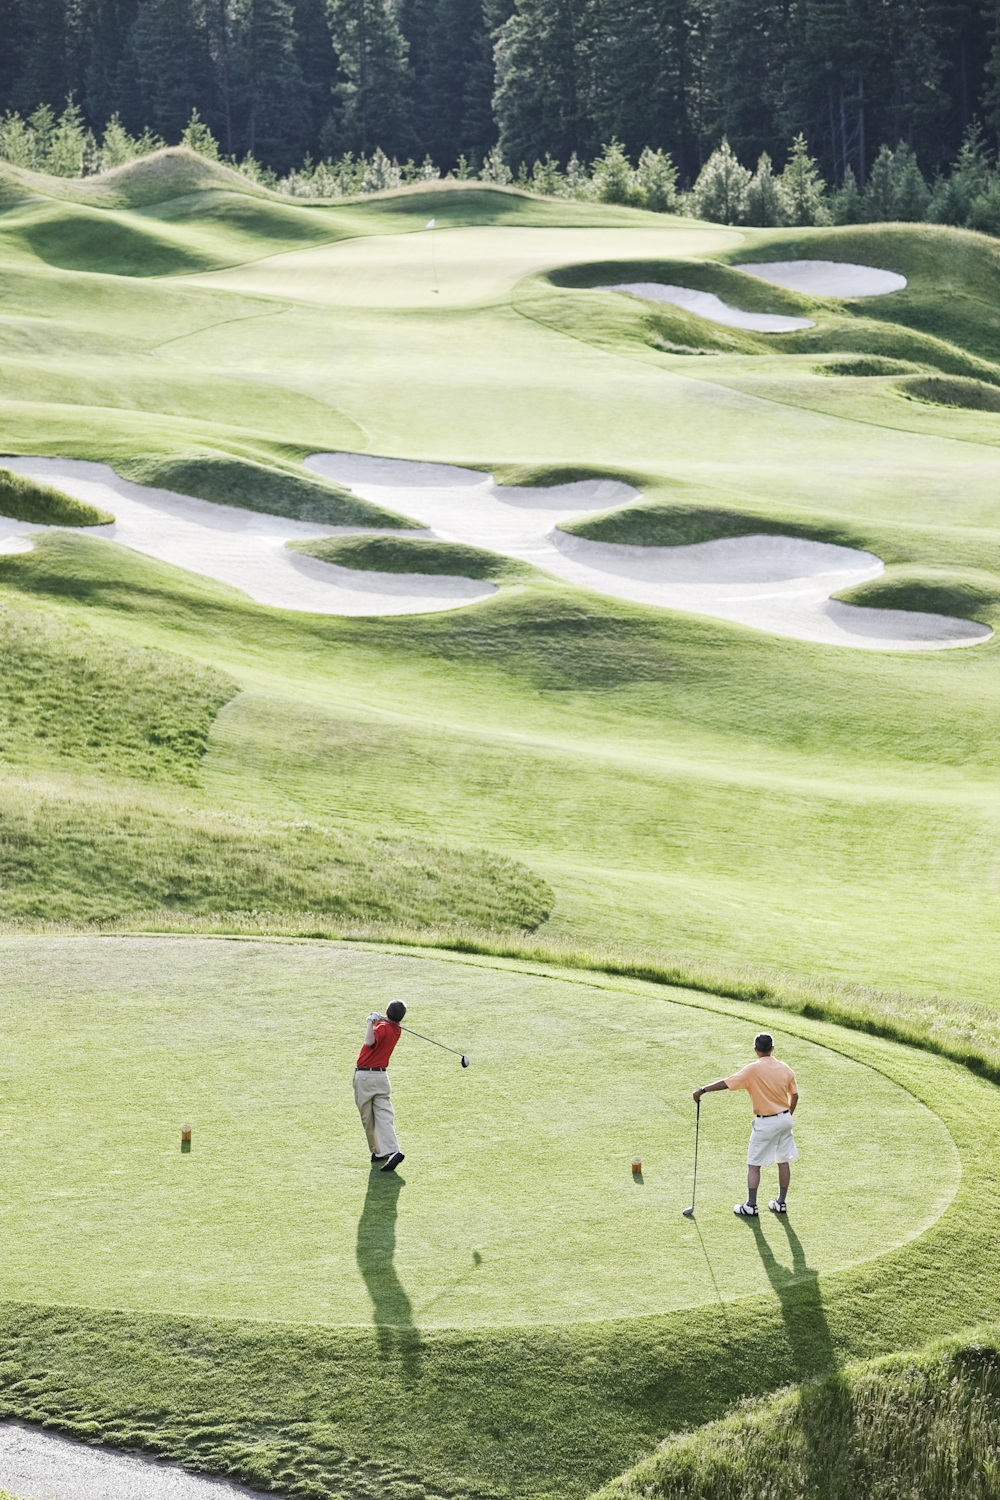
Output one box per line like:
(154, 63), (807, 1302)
(749, 1215), (837, 1380)
(356, 1170), (421, 1383)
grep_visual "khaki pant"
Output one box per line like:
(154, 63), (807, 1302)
(353, 1069), (400, 1157)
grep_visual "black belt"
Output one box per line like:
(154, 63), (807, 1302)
(755, 1109), (789, 1118)
(356, 1066), (386, 1072)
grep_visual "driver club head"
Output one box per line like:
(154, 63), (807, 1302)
(681, 1207), (694, 1218)
(461, 1054), (471, 1068)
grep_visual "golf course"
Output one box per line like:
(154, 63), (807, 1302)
(1, 147), (999, 1498)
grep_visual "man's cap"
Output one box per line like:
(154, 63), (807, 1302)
(754, 1032), (773, 1054)
(386, 999), (407, 1023)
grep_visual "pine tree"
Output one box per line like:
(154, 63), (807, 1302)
(635, 146), (678, 211)
(128, 0), (212, 141)
(591, 138), (638, 204)
(745, 152), (786, 226)
(12, 0), (85, 114)
(692, 137), (751, 223)
(493, 0), (584, 165)
(325, 0), (412, 156)
(891, 142), (930, 219)
(585, 0), (702, 179)
(778, 132), (828, 224)
(84, 0), (142, 130)
(232, 0), (306, 169)
(830, 163), (865, 222)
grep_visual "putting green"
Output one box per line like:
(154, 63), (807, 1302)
(182, 224), (744, 308)
(0, 936), (957, 1328)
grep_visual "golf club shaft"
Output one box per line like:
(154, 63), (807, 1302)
(690, 1097), (700, 1212)
(398, 1023), (465, 1057)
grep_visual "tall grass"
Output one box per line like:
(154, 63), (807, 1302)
(0, 466), (112, 526)
(595, 1334), (1000, 1500)
(0, 783), (553, 928)
(113, 452), (412, 528)
(0, 600), (236, 783)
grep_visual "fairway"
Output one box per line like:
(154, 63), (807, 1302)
(0, 936), (957, 1327)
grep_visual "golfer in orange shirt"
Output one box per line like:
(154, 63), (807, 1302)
(693, 1032), (799, 1218)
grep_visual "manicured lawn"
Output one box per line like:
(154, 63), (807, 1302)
(0, 937), (956, 1326)
(0, 935), (994, 1500)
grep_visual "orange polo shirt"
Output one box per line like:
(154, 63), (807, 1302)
(726, 1054), (797, 1115)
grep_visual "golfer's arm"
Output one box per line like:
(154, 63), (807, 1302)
(789, 1090), (799, 1115)
(693, 1079), (729, 1100)
(364, 1021), (377, 1047)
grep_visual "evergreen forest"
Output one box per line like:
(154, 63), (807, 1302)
(3, 1), (1000, 226)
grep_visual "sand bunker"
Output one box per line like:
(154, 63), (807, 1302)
(0, 458), (494, 616)
(0, 1421), (274, 1500)
(599, 282), (815, 332)
(306, 454), (991, 651)
(0, 455), (988, 647)
(734, 260), (907, 297)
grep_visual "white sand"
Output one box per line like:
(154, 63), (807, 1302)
(599, 282), (815, 332)
(734, 260), (907, 297)
(0, 459), (495, 616)
(0, 1421), (274, 1500)
(1, 455), (988, 648)
(305, 453), (992, 651)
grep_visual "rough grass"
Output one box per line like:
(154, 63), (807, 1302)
(112, 452), (414, 528)
(0, 598), (235, 782)
(288, 533), (534, 581)
(0, 782), (552, 927)
(834, 567), (1000, 625)
(595, 1332), (1000, 1500)
(818, 355), (921, 377)
(899, 374), (1000, 412)
(0, 465), (112, 525)
(558, 498), (872, 549)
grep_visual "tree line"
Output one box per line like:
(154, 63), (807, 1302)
(1, 0), (1000, 192)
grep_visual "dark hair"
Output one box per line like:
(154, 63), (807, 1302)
(386, 1000), (407, 1023)
(754, 1032), (773, 1054)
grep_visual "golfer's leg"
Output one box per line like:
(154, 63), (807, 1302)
(777, 1160), (791, 1202)
(354, 1074), (380, 1154)
(371, 1078), (400, 1157)
(746, 1164), (762, 1208)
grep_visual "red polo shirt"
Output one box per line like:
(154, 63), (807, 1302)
(357, 1021), (401, 1069)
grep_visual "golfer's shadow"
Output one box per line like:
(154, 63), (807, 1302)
(749, 1216), (837, 1381)
(356, 1171), (421, 1382)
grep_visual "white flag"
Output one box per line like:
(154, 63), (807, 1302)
(426, 219), (435, 229)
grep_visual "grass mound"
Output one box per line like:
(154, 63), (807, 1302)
(0, 787), (553, 927)
(19, 201), (219, 276)
(559, 494), (869, 551)
(289, 533), (531, 581)
(0, 147), (270, 212)
(0, 599), (236, 784)
(818, 355), (920, 376)
(113, 452), (414, 528)
(899, 374), (1000, 412)
(595, 1331), (1000, 1500)
(0, 466), (112, 526)
(833, 566), (1000, 624)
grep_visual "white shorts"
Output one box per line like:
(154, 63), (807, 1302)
(747, 1111), (798, 1167)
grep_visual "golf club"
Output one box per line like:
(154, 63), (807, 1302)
(399, 1023), (470, 1067)
(682, 1097), (700, 1217)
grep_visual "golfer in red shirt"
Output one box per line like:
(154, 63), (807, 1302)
(355, 999), (406, 1173)
(693, 1032), (799, 1217)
